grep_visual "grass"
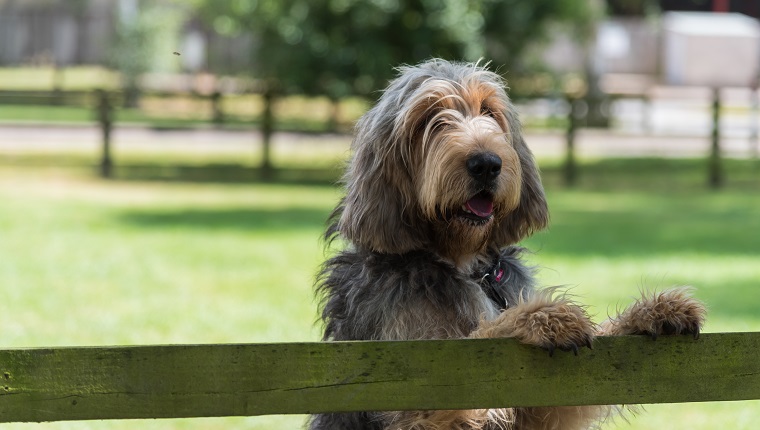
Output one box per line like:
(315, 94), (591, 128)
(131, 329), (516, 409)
(0, 168), (334, 430)
(0, 66), (120, 91)
(0, 150), (759, 429)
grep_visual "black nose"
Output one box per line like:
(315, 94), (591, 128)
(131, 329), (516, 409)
(466, 152), (502, 183)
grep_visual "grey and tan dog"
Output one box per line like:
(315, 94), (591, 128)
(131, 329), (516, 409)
(310, 59), (706, 430)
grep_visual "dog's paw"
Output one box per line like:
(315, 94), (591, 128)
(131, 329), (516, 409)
(608, 287), (706, 340)
(512, 296), (596, 357)
(473, 289), (595, 356)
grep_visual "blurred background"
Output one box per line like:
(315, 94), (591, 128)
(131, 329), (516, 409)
(1, 0), (759, 429)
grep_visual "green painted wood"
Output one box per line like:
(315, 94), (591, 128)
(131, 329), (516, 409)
(1, 333), (759, 423)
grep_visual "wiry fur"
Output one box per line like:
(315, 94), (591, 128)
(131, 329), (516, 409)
(326, 60), (548, 264)
(600, 288), (706, 339)
(312, 59), (706, 430)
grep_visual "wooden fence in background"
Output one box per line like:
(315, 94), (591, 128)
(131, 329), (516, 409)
(0, 88), (747, 187)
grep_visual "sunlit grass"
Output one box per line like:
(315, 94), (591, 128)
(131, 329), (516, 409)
(0, 169), (338, 345)
(0, 66), (119, 91)
(0, 169), (330, 429)
(0, 156), (758, 429)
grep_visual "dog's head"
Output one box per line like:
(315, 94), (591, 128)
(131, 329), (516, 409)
(330, 59), (548, 265)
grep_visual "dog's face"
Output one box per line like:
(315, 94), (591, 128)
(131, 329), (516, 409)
(332, 60), (548, 266)
(405, 73), (525, 262)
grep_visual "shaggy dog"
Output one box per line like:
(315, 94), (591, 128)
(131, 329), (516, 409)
(310, 59), (706, 430)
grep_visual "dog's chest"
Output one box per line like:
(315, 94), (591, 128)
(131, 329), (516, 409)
(320, 249), (514, 341)
(378, 275), (500, 340)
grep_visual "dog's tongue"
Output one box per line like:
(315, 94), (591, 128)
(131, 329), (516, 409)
(465, 194), (494, 217)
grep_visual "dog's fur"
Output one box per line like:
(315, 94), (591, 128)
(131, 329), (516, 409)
(310, 59), (706, 430)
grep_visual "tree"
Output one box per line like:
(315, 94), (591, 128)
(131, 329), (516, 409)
(111, 0), (186, 108)
(260, 0), (486, 130)
(481, 0), (597, 94)
(192, 0), (484, 175)
(191, 0), (293, 177)
(191, 0), (599, 174)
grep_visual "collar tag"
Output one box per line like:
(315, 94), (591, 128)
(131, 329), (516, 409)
(494, 267), (504, 283)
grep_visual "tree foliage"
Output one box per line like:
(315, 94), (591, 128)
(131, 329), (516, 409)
(111, 0), (186, 106)
(192, 0), (594, 99)
(482, 0), (597, 74)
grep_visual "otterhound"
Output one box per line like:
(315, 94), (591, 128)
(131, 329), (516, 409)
(310, 59), (706, 430)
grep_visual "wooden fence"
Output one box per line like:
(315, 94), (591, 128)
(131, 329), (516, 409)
(1, 332), (759, 423)
(0, 88), (271, 179)
(0, 88), (747, 186)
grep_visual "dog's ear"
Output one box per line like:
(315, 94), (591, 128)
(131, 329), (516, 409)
(329, 107), (427, 254)
(492, 116), (549, 245)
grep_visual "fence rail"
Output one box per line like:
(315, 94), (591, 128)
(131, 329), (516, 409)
(1, 332), (759, 423)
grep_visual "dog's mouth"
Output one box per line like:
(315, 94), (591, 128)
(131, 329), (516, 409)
(457, 191), (494, 224)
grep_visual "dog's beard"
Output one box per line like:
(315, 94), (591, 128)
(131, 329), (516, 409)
(432, 211), (492, 266)
(400, 82), (527, 263)
(420, 140), (522, 265)
(430, 189), (504, 266)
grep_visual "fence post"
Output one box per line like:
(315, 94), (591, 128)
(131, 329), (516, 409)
(564, 96), (579, 187)
(750, 86), (759, 160)
(52, 64), (64, 106)
(260, 87), (274, 180)
(708, 87), (723, 188)
(211, 90), (224, 125)
(96, 89), (113, 179)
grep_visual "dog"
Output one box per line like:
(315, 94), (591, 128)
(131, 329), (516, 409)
(310, 59), (706, 430)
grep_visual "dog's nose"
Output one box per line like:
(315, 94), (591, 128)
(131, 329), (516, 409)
(466, 152), (502, 183)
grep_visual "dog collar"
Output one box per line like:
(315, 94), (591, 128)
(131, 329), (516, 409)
(494, 267), (504, 282)
(480, 255), (509, 309)
(485, 257), (505, 283)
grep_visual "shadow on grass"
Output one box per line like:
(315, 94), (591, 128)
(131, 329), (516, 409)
(519, 158), (760, 257)
(540, 157), (760, 191)
(526, 183), (760, 258)
(112, 164), (341, 186)
(120, 207), (331, 232)
(527, 204), (760, 257)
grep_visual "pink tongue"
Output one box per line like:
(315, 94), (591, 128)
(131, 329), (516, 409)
(466, 195), (494, 217)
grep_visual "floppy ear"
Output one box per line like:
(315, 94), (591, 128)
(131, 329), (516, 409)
(492, 116), (549, 245)
(328, 106), (427, 254)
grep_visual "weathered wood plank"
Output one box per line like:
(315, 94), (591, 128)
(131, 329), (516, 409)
(1, 333), (759, 423)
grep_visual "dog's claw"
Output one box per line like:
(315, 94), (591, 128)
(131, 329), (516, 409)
(585, 337), (593, 350)
(693, 327), (700, 340)
(545, 341), (587, 357)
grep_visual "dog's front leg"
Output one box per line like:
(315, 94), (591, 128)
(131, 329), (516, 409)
(600, 286), (706, 339)
(471, 288), (594, 355)
(588, 287), (706, 426)
(471, 289), (608, 430)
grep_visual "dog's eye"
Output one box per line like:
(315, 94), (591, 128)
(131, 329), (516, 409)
(480, 105), (496, 118)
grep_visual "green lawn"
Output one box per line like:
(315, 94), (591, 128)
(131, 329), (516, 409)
(0, 66), (119, 91)
(0, 156), (759, 429)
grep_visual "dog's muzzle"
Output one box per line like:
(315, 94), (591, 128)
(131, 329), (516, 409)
(459, 152), (501, 223)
